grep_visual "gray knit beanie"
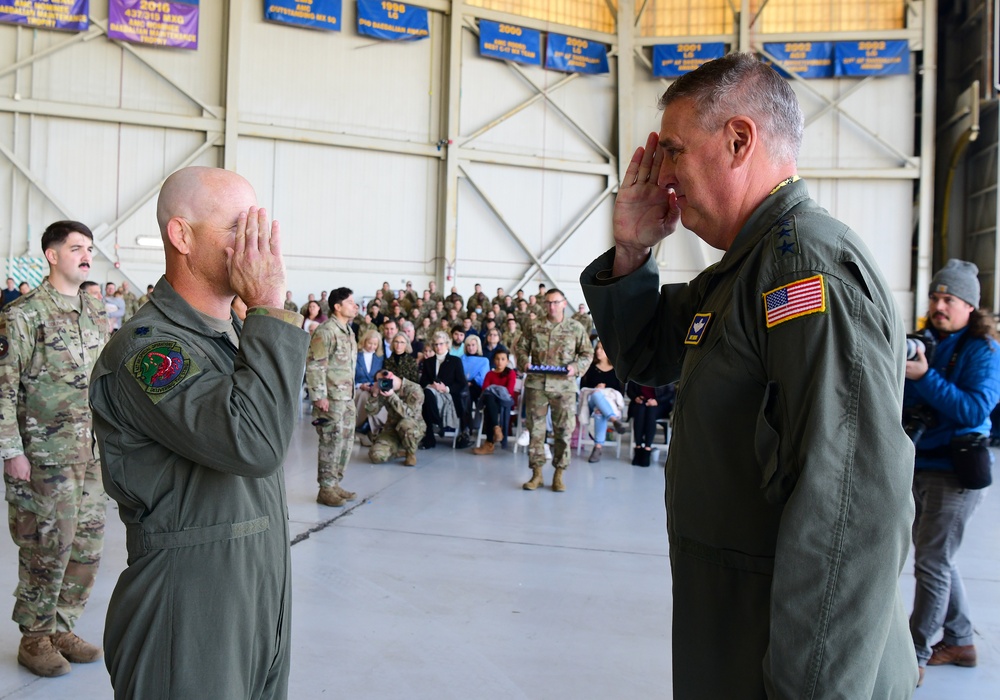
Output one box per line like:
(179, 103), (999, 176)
(929, 259), (980, 308)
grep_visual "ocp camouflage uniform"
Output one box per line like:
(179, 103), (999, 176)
(305, 317), (357, 490)
(366, 379), (424, 463)
(572, 311), (594, 337)
(122, 290), (140, 322)
(283, 299), (298, 312)
(0, 278), (109, 637)
(318, 299), (330, 317)
(516, 316), (593, 471)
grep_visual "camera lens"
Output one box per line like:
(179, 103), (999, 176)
(905, 338), (925, 361)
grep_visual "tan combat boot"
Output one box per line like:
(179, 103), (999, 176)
(403, 452), (417, 467)
(18, 635), (70, 677)
(317, 487), (346, 507)
(552, 468), (566, 492)
(472, 441), (494, 455)
(522, 466), (544, 490)
(50, 631), (103, 663)
(492, 425), (504, 443)
(333, 485), (356, 501)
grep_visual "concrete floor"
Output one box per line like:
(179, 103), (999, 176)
(0, 410), (996, 699)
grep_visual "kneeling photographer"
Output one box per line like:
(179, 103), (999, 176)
(903, 259), (1000, 685)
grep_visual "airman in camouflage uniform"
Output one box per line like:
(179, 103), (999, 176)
(120, 281), (140, 322)
(283, 291), (298, 312)
(515, 288), (592, 492)
(572, 305), (594, 337)
(0, 221), (109, 677)
(427, 281), (444, 306)
(305, 288), (359, 507)
(365, 371), (424, 466)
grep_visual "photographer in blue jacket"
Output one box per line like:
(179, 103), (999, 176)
(903, 259), (1000, 686)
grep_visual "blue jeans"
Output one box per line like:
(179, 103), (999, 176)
(587, 392), (619, 445)
(910, 470), (987, 664)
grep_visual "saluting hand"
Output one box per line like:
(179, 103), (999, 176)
(226, 206), (286, 309)
(612, 132), (681, 277)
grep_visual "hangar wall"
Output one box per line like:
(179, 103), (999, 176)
(0, 1), (928, 322)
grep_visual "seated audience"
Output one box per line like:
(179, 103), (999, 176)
(626, 381), (675, 467)
(418, 331), (467, 449)
(578, 341), (627, 463)
(472, 349), (517, 454)
(384, 333), (420, 383)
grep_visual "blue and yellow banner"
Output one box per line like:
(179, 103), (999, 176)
(265, 0), (341, 31)
(0, 0), (88, 31)
(762, 42), (834, 79)
(479, 20), (540, 66)
(652, 43), (726, 78)
(357, 0), (428, 41)
(546, 33), (608, 75)
(834, 40), (909, 77)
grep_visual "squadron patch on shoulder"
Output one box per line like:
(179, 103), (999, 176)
(771, 218), (800, 260)
(127, 340), (201, 404)
(684, 313), (712, 345)
(763, 275), (826, 329)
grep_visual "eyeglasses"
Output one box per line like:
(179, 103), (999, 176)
(543, 299), (565, 305)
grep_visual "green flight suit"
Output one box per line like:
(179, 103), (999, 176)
(581, 180), (917, 699)
(89, 277), (309, 700)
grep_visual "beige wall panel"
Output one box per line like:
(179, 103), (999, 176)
(238, 137), (438, 301)
(238, 5), (440, 142)
(459, 31), (614, 161)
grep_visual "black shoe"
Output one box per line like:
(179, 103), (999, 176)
(455, 432), (473, 449)
(632, 447), (644, 466)
(419, 436), (437, 450)
(359, 420), (371, 435)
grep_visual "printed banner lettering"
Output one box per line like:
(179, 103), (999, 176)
(478, 20), (540, 66)
(652, 42), (726, 78)
(835, 40), (909, 77)
(265, 0), (342, 31)
(357, 0), (428, 42)
(545, 33), (609, 75)
(762, 42), (834, 79)
(0, 0), (89, 31)
(108, 0), (199, 50)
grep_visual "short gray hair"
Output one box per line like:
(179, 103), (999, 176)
(659, 52), (803, 165)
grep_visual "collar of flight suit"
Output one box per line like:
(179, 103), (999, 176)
(147, 276), (244, 340)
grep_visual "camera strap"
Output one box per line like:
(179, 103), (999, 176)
(943, 330), (971, 379)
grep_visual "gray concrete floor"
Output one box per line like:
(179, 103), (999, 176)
(0, 410), (996, 699)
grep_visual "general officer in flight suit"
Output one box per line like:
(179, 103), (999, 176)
(90, 166), (309, 700)
(581, 53), (917, 698)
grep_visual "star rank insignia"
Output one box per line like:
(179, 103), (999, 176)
(685, 313), (713, 345)
(772, 218), (800, 260)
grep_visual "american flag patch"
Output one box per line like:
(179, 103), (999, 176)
(763, 275), (826, 329)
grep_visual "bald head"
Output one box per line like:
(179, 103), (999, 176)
(156, 167), (255, 238)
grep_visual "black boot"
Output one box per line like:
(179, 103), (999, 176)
(639, 448), (652, 467)
(632, 447), (644, 466)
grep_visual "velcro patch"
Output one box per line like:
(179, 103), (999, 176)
(684, 313), (712, 345)
(127, 340), (201, 404)
(763, 275), (826, 329)
(0, 335), (8, 361)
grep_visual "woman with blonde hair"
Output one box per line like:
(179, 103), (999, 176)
(384, 332), (419, 383)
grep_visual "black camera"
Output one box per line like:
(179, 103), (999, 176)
(902, 404), (937, 444)
(905, 330), (937, 364)
(378, 377), (394, 391)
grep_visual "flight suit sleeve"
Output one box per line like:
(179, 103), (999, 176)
(103, 314), (310, 478)
(755, 266), (917, 698)
(580, 247), (698, 387)
(0, 309), (29, 460)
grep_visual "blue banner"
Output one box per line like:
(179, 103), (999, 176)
(834, 40), (910, 77)
(652, 43), (726, 78)
(357, 0), (428, 41)
(479, 20), (540, 66)
(762, 42), (834, 79)
(265, 0), (341, 31)
(545, 33), (608, 75)
(0, 0), (88, 31)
